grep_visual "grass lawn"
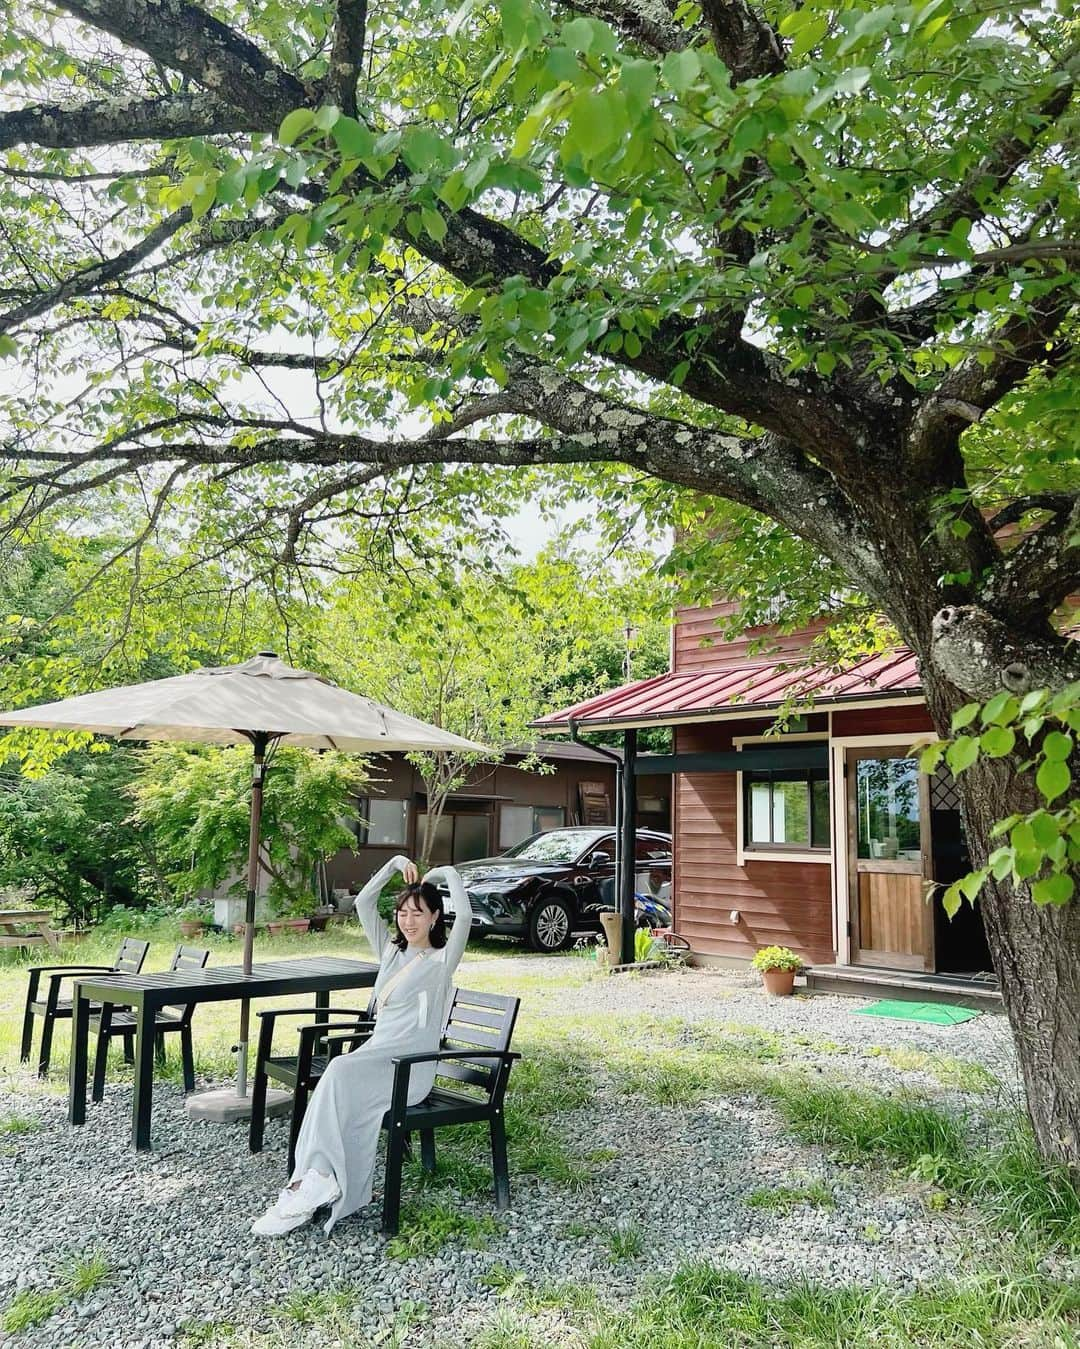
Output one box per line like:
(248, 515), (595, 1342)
(2, 915), (1079, 1347)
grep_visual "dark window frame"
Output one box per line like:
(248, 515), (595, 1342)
(741, 745), (830, 853)
(356, 796), (410, 848)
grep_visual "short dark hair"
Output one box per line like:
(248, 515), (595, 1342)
(391, 881), (447, 951)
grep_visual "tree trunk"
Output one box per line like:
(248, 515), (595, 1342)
(922, 664), (1080, 1182)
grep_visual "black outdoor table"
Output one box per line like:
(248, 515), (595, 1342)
(68, 956), (379, 1149)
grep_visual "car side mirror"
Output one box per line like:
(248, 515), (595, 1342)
(590, 851), (612, 867)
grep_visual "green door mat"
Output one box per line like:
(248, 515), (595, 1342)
(854, 1000), (980, 1025)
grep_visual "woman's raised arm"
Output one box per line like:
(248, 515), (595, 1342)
(424, 865), (473, 971)
(353, 855), (411, 958)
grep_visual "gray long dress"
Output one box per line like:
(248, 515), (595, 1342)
(289, 856), (472, 1232)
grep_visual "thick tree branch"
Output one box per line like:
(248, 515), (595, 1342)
(0, 92), (260, 152)
(55, 0), (307, 120)
(554, 0), (695, 54)
(328, 0), (368, 118)
(698, 0), (784, 82)
(976, 497), (1080, 621)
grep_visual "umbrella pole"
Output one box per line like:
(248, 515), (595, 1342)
(237, 731), (270, 1096)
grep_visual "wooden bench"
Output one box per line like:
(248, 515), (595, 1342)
(0, 909), (58, 950)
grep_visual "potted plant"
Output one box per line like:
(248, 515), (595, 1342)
(178, 904), (209, 939)
(751, 945), (804, 996)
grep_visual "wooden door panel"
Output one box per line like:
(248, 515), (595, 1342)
(857, 872), (923, 958)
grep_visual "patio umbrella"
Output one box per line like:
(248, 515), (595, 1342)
(0, 652), (489, 1095)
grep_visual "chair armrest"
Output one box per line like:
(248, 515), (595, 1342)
(297, 1018), (376, 1043)
(29, 965), (113, 977)
(386, 1050), (520, 1122)
(391, 1049), (521, 1068)
(322, 1024), (377, 1062)
(255, 1007), (371, 1021)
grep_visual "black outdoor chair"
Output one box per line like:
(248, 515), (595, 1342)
(20, 937), (150, 1078)
(248, 996), (377, 1169)
(320, 986), (521, 1237)
(90, 944), (211, 1101)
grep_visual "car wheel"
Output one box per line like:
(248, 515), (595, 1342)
(528, 896), (574, 952)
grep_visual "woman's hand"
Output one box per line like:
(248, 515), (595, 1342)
(400, 859), (419, 885)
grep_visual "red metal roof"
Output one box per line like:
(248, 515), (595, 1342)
(534, 648), (923, 730)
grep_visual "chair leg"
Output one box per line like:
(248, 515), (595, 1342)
(121, 1038), (134, 1066)
(155, 1032), (166, 1067)
(180, 1028), (196, 1094)
(382, 1125), (408, 1237)
(490, 1113), (511, 1210)
(420, 1129), (436, 1174)
(248, 1063), (269, 1154)
(286, 1084), (309, 1176)
(37, 1010), (56, 1079)
(92, 1027), (111, 1104)
(19, 997), (35, 1065)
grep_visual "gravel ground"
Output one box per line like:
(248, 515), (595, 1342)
(0, 957), (1027, 1348)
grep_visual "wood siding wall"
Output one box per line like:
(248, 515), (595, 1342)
(674, 599), (832, 673)
(673, 723), (834, 963)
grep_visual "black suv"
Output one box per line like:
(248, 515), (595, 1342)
(446, 827), (673, 952)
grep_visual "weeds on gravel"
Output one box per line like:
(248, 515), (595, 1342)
(745, 1179), (835, 1212)
(176, 1321), (242, 1348)
(0, 1114), (37, 1133)
(913, 1121), (1080, 1252)
(584, 1263), (1080, 1349)
(604, 1220), (645, 1261)
(385, 1197), (501, 1260)
(772, 1081), (965, 1165)
(1, 1251), (109, 1334)
(271, 1286), (359, 1325)
(866, 1046), (998, 1091)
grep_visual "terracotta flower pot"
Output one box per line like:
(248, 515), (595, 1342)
(762, 966), (796, 996)
(179, 920), (206, 939)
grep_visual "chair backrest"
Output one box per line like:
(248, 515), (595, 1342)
(165, 945), (211, 1025)
(112, 938), (150, 976)
(436, 988), (520, 1101)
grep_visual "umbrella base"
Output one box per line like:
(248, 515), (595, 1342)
(185, 1086), (292, 1123)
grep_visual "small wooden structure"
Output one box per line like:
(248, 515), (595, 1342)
(0, 909), (57, 949)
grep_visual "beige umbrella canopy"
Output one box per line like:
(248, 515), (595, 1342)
(0, 652), (489, 1094)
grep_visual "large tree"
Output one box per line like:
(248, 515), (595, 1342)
(0, 0), (1076, 1170)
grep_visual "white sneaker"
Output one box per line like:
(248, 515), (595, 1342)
(276, 1169), (341, 1218)
(251, 1205), (312, 1237)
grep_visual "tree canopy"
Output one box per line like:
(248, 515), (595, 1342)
(0, 0), (1078, 1176)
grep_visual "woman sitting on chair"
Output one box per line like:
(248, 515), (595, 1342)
(252, 855), (472, 1236)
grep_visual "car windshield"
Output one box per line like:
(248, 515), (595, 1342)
(504, 830), (607, 862)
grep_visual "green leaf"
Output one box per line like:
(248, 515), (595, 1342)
(981, 690), (1018, 726)
(279, 108), (316, 146)
(215, 168), (246, 205)
(979, 726), (1015, 758)
(942, 882), (962, 919)
(561, 16), (594, 51)
(0, 335), (18, 359)
(1043, 731), (1073, 762)
(1031, 873), (1074, 906)
(662, 48), (701, 94)
(332, 117), (376, 159)
(1036, 758), (1071, 803)
(791, 15), (828, 58)
(919, 742), (945, 774)
(421, 207), (447, 243)
(950, 703), (979, 730)
(946, 734), (979, 773)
